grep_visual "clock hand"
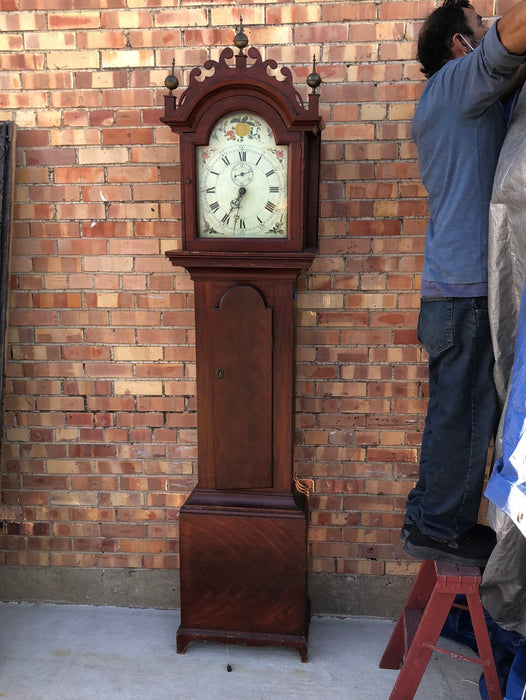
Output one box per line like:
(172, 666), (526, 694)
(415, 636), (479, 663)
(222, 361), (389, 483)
(229, 187), (247, 214)
(231, 187), (247, 232)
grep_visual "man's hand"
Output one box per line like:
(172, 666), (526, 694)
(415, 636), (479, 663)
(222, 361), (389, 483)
(497, 1), (526, 55)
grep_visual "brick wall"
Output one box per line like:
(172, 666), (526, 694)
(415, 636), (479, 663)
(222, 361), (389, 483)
(0, 0), (503, 597)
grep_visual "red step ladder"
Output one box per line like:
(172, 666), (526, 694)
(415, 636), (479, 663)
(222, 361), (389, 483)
(380, 559), (502, 700)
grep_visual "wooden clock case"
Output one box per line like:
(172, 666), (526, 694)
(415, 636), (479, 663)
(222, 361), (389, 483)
(161, 36), (321, 662)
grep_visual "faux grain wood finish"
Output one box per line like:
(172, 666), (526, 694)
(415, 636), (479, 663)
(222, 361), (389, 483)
(177, 496), (309, 661)
(211, 285), (272, 490)
(164, 254), (315, 494)
(162, 37), (320, 661)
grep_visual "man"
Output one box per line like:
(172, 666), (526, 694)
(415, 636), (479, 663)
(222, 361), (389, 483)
(402, 0), (526, 566)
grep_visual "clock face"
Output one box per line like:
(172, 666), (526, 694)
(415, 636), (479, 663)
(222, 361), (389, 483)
(197, 112), (288, 238)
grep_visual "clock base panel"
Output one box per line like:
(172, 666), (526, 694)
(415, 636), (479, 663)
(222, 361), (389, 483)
(176, 490), (310, 661)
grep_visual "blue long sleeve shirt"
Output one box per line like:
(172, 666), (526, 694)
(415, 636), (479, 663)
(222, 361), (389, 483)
(411, 22), (525, 297)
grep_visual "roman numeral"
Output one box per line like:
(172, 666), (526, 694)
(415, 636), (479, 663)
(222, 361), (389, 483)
(210, 202), (220, 212)
(269, 186), (279, 193)
(265, 201), (276, 212)
(238, 151), (246, 161)
(221, 213), (231, 225)
(265, 169), (275, 178)
(206, 187), (216, 194)
(221, 155), (230, 166)
(238, 219), (246, 229)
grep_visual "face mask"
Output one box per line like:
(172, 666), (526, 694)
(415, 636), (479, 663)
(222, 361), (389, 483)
(459, 33), (476, 53)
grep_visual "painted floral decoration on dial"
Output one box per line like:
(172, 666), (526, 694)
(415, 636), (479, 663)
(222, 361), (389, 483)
(197, 112), (288, 238)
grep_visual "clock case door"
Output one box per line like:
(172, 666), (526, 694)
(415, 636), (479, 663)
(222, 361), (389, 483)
(202, 283), (273, 491)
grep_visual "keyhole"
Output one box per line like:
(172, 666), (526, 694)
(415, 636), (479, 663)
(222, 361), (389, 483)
(216, 368), (224, 379)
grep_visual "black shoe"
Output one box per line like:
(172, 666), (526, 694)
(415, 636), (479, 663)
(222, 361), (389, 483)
(403, 523), (496, 567)
(400, 523), (412, 544)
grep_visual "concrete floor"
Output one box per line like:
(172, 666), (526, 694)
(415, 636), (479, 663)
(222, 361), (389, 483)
(0, 602), (484, 699)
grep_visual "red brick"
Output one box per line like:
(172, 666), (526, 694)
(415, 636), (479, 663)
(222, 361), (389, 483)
(77, 30), (127, 50)
(25, 149), (76, 167)
(102, 127), (154, 145)
(54, 167), (104, 184)
(48, 12), (101, 30)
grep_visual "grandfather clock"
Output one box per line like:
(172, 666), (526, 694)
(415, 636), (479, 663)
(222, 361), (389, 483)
(161, 21), (322, 662)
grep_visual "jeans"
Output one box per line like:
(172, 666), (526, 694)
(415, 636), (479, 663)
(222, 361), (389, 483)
(405, 297), (499, 541)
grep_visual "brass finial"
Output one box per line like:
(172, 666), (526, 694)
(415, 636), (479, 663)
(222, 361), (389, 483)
(234, 16), (249, 54)
(306, 54), (321, 94)
(164, 59), (179, 95)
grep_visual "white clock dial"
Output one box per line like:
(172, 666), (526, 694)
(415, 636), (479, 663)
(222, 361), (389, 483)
(197, 112), (288, 238)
